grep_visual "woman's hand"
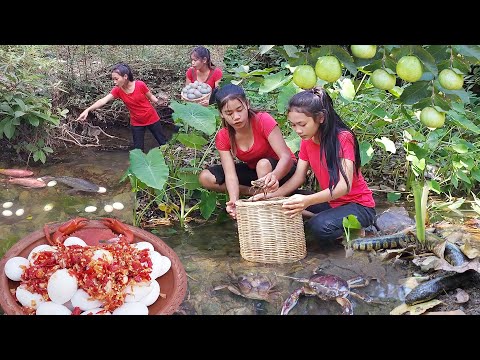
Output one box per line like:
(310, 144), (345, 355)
(226, 200), (237, 220)
(282, 194), (311, 217)
(257, 172), (279, 194)
(77, 109), (89, 121)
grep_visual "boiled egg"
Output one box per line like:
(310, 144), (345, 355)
(4, 256), (29, 281)
(47, 268), (78, 304)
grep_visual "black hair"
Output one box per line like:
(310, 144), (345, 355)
(287, 87), (361, 194)
(215, 84), (257, 156)
(191, 46), (215, 70)
(112, 63), (134, 81)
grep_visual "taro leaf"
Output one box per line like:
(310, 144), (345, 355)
(259, 45), (275, 55)
(452, 45), (480, 60)
(170, 101), (217, 136)
(387, 192), (402, 202)
(428, 179), (441, 194)
(412, 45), (438, 77)
(200, 191), (217, 219)
(285, 131), (301, 154)
(129, 148), (169, 191)
(176, 133), (208, 150)
(177, 171), (200, 191)
(399, 82), (430, 105)
(342, 214), (362, 229)
(277, 82), (297, 114)
(375, 136), (396, 154)
(259, 71), (291, 94)
(359, 141), (374, 166)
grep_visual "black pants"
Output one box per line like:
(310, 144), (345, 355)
(131, 120), (167, 152)
(305, 202), (376, 242)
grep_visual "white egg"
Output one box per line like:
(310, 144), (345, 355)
(139, 280), (160, 307)
(70, 289), (103, 310)
(133, 241), (154, 252)
(2, 201), (13, 208)
(112, 302), (149, 315)
(4, 256), (29, 281)
(81, 308), (111, 315)
(112, 202), (124, 210)
(43, 203), (54, 211)
(104, 204), (114, 213)
(15, 208), (24, 216)
(28, 244), (57, 264)
(16, 285), (45, 309)
(47, 268), (78, 304)
(97, 187), (107, 193)
(47, 180), (57, 187)
(2, 210), (12, 217)
(63, 236), (87, 247)
(84, 205), (97, 213)
(151, 252), (171, 279)
(123, 281), (153, 302)
(36, 301), (72, 315)
(92, 249), (113, 263)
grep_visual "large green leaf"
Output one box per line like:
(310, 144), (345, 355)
(330, 45), (357, 75)
(433, 80), (470, 104)
(176, 172), (201, 191)
(259, 71), (291, 94)
(176, 133), (208, 149)
(452, 45), (480, 60)
(450, 112), (480, 134)
(399, 82), (430, 105)
(200, 191), (217, 219)
(412, 45), (438, 77)
(129, 148), (169, 191)
(359, 141), (374, 166)
(170, 101), (217, 136)
(285, 131), (301, 153)
(277, 82), (297, 114)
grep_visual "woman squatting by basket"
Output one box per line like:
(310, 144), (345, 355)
(253, 87), (376, 242)
(198, 84), (297, 219)
(77, 63), (167, 152)
(185, 46), (223, 106)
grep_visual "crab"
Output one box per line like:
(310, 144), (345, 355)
(250, 178), (268, 199)
(214, 273), (282, 303)
(280, 273), (373, 315)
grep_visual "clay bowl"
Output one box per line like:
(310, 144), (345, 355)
(0, 218), (187, 315)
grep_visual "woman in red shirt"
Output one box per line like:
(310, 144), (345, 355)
(77, 63), (167, 152)
(185, 46), (223, 106)
(198, 84), (297, 219)
(257, 87), (376, 241)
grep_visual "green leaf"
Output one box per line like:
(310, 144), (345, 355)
(13, 98), (27, 111)
(176, 133), (208, 150)
(283, 45), (300, 58)
(259, 45), (275, 55)
(450, 113), (480, 134)
(428, 179), (441, 194)
(359, 141), (374, 166)
(170, 101), (217, 136)
(259, 71), (291, 94)
(200, 191), (217, 219)
(399, 82), (430, 105)
(330, 45), (357, 75)
(452, 45), (480, 60)
(433, 80), (470, 104)
(0, 103), (14, 115)
(284, 131), (301, 154)
(451, 142), (469, 154)
(26, 115), (40, 127)
(387, 192), (402, 202)
(342, 214), (362, 229)
(129, 148), (169, 191)
(471, 168), (480, 182)
(3, 120), (15, 139)
(277, 82), (297, 114)
(176, 172), (200, 190)
(412, 45), (438, 77)
(455, 170), (471, 185)
(375, 136), (396, 154)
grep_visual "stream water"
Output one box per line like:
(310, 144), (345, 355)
(0, 141), (415, 315)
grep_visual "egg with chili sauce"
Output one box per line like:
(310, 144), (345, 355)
(16, 285), (45, 309)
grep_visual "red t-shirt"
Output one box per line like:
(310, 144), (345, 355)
(111, 80), (159, 126)
(186, 67), (223, 89)
(298, 131), (375, 208)
(215, 112), (297, 169)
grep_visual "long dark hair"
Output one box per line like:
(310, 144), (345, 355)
(191, 46), (215, 70)
(215, 84), (257, 156)
(112, 63), (134, 81)
(287, 87), (361, 194)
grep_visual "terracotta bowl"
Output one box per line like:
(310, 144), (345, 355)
(0, 219), (187, 315)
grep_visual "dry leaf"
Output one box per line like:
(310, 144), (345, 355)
(454, 288), (469, 304)
(412, 255), (442, 271)
(390, 299), (443, 315)
(424, 310), (466, 315)
(459, 242), (480, 259)
(398, 276), (430, 290)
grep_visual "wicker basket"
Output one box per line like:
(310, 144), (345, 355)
(181, 91), (211, 104)
(235, 197), (307, 264)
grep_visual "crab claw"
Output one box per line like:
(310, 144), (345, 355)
(101, 218), (134, 243)
(281, 288), (303, 315)
(46, 217), (89, 245)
